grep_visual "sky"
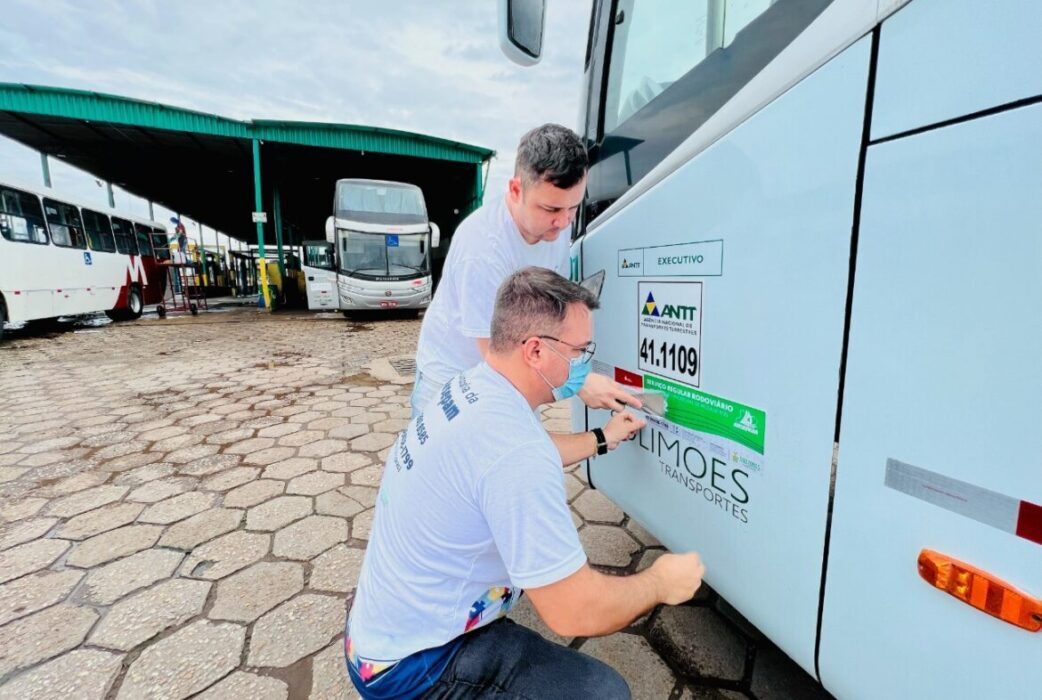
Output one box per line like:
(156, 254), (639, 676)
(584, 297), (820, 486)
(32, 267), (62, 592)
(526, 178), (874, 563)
(0, 0), (592, 249)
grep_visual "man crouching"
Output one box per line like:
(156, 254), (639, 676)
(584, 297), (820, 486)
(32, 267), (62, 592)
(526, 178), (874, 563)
(346, 266), (705, 699)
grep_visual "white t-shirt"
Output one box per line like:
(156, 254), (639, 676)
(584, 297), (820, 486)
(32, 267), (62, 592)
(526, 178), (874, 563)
(348, 362), (586, 672)
(416, 196), (571, 387)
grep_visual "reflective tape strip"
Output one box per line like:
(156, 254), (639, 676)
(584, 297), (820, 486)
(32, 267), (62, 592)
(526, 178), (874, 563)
(885, 459), (1042, 546)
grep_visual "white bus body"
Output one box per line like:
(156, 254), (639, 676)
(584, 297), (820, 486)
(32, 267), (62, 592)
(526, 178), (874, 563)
(304, 179), (438, 314)
(0, 180), (170, 338)
(503, 0), (1041, 697)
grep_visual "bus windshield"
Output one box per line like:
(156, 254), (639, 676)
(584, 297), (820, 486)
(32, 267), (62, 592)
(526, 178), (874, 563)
(339, 230), (429, 280)
(335, 181), (427, 225)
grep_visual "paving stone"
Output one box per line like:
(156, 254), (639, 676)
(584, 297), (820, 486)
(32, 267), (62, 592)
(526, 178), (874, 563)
(127, 476), (198, 503)
(246, 495), (313, 531)
(89, 578), (211, 652)
(32, 471), (108, 498)
(649, 606), (747, 681)
(43, 485), (127, 518)
(244, 446), (297, 466)
(81, 548), (183, 606)
(508, 594), (572, 646)
(54, 501), (145, 540)
(66, 524), (164, 568)
(100, 452), (163, 472)
(138, 425), (188, 442)
(0, 649), (123, 700)
(262, 457), (318, 480)
(205, 427), (255, 445)
(276, 429), (324, 447)
(573, 490), (626, 524)
(197, 671), (289, 700)
(0, 538), (69, 584)
(247, 593), (345, 667)
(579, 525), (641, 567)
(321, 452), (371, 473)
(209, 561), (304, 622)
(679, 686), (749, 700)
(177, 453), (242, 476)
(350, 465), (383, 487)
(139, 491), (217, 524)
(297, 439), (348, 459)
(0, 568), (83, 626)
(273, 515), (347, 560)
(580, 632), (678, 700)
(339, 485), (377, 508)
(626, 517), (663, 547)
(310, 639), (359, 700)
(201, 466), (260, 491)
(0, 467), (27, 483)
(310, 544), (365, 593)
(0, 603), (98, 675)
(0, 516), (58, 550)
(224, 436), (276, 455)
(350, 432), (396, 452)
(563, 473), (584, 502)
(349, 412), (388, 426)
(0, 495), (47, 522)
(113, 462), (176, 485)
(224, 478), (285, 508)
(180, 530), (270, 580)
(352, 509), (374, 541)
(158, 507), (243, 550)
(316, 491), (366, 518)
(117, 619), (246, 700)
(287, 471), (344, 496)
(18, 451), (72, 467)
(161, 443), (222, 465)
(636, 548), (667, 572)
(257, 423), (302, 439)
(750, 646), (832, 700)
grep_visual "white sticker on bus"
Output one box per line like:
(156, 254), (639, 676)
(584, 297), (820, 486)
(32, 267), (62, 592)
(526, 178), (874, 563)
(638, 281), (702, 388)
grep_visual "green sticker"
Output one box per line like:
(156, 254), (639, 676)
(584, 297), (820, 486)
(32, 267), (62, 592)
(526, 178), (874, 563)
(644, 374), (766, 454)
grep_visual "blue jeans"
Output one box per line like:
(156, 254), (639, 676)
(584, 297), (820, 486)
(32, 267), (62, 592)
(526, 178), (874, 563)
(420, 619), (630, 699)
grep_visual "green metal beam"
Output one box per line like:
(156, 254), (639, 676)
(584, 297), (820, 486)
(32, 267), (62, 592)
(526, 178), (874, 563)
(273, 187), (286, 281)
(251, 138), (271, 310)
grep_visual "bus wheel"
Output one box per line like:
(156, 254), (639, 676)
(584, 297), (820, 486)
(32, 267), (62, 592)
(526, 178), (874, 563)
(156, 305), (167, 319)
(189, 304), (198, 316)
(126, 287), (143, 320)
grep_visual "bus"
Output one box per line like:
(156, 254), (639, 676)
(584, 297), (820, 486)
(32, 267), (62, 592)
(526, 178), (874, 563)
(303, 179), (439, 315)
(500, 1), (1040, 698)
(0, 180), (169, 339)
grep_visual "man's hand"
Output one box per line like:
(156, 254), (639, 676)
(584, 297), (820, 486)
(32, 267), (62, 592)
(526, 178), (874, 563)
(649, 552), (706, 605)
(578, 372), (643, 411)
(602, 411), (645, 450)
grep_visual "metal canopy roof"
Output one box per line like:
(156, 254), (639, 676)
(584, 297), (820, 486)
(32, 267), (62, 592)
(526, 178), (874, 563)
(0, 83), (493, 253)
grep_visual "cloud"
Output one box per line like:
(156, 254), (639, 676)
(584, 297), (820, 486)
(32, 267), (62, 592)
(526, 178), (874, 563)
(0, 0), (593, 224)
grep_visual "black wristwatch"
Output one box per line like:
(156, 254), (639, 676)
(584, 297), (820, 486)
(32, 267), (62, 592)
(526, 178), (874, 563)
(591, 428), (609, 456)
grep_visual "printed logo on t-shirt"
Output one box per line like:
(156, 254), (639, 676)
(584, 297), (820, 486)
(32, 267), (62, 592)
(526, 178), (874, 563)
(464, 586), (516, 633)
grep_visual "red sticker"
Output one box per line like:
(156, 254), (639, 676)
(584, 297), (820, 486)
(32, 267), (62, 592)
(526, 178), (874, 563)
(614, 367), (643, 388)
(1015, 500), (1042, 546)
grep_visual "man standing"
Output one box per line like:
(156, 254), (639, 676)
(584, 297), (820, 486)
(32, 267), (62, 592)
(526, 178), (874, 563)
(347, 268), (705, 699)
(412, 123), (639, 415)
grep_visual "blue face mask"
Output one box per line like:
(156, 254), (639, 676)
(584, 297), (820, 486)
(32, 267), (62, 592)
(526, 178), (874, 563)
(538, 343), (592, 401)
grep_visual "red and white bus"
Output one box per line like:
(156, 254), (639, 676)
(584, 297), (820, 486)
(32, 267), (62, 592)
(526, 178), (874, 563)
(0, 180), (170, 339)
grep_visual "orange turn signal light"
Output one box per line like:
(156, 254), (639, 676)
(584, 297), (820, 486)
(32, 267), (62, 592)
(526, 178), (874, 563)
(918, 549), (1041, 632)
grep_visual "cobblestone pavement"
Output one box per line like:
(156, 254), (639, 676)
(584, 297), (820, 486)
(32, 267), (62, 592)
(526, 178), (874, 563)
(0, 307), (830, 699)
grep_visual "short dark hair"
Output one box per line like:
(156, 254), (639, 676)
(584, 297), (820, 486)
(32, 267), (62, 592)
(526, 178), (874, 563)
(490, 267), (599, 353)
(514, 124), (588, 190)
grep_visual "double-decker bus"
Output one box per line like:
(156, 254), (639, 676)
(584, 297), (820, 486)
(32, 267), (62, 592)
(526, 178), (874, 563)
(0, 180), (170, 339)
(500, 1), (1041, 698)
(303, 179), (439, 315)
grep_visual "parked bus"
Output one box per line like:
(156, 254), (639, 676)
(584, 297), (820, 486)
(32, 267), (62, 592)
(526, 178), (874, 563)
(501, 1), (1040, 698)
(0, 180), (169, 339)
(303, 179), (439, 315)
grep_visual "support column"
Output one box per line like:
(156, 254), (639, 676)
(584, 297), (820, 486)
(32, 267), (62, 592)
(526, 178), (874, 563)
(148, 201), (155, 221)
(198, 222), (210, 287)
(40, 153), (52, 188)
(107, 182), (115, 208)
(252, 138), (272, 310)
(273, 186), (287, 281)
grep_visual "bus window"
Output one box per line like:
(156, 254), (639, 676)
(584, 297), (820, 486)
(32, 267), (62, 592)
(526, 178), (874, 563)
(0, 186), (48, 244)
(81, 208), (116, 252)
(134, 223), (155, 257)
(43, 198), (87, 249)
(151, 228), (171, 261)
(304, 242), (335, 270)
(111, 217), (138, 255)
(586, 0), (830, 221)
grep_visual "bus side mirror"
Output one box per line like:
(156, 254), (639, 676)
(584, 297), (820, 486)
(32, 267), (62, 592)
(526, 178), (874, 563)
(325, 216), (334, 243)
(498, 0), (545, 66)
(430, 222), (441, 248)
